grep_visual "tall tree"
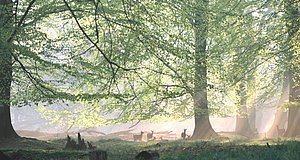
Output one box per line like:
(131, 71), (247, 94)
(191, 0), (218, 139)
(0, 0), (19, 138)
(0, 0), (108, 138)
(267, 72), (289, 138)
(23, 0), (286, 140)
(284, 0), (300, 137)
(235, 82), (255, 137)
(38, 0), (272, 139)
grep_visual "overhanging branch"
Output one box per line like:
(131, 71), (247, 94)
(63, 0), (139, 72)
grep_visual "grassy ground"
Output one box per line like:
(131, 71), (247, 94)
(1, 137), (300, 160)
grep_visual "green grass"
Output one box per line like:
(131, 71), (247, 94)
(1, 138), (300, 159)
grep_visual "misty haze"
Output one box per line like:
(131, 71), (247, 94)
(0, 0), (299, 160)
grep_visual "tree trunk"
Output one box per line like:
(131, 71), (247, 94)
(235, 83), (254, 138)
(283, 0), (300, 137)
(191, 0), (218, 139)
(248, 106), (257, 134)
(0, 0), (19, 139)
(236, 115), (253, 138)
(266, 72), (289, 138)
(285, 68), (300, 137)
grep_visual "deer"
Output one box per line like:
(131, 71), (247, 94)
(181, 129), (187, 140)
(276, 125), (285, 137)
(133, 131), (144, 141)
(147, 130), (154, 141)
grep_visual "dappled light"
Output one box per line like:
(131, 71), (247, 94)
(0, 0), (300, 159)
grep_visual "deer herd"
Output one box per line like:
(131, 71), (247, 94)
(133, 129), (189, 141)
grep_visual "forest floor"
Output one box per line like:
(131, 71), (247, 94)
(1, 137), (300, 160)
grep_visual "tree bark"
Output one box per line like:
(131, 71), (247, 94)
(283, 0), (300, 137)
(285, 68), (300, 137)
(0, 0), (19, 139)
(248, 106), (257, 134)
(235, 83), (254, 138)
(191, 0), (218, 139)
(267, 72), (289, 138)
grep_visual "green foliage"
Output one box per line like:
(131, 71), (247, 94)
(4, 0), (298, 128)
(282, 102), (300, 109)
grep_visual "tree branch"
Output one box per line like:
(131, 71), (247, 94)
(63, 0), (139, 71)
(7, 0), (36, 42)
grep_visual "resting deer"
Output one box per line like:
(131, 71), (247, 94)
(133, 131), (144, 141)
(276, 125), (285, 137)
(147, 130), (154, 141)
(181, 129), (187, 139)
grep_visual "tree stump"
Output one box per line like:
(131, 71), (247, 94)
(89, 150), (107, 160)
(135, 150), (159, 160)
(0, 151), (11, 160)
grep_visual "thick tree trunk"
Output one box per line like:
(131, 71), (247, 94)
(285, 68), (300, 137)
(285, 109), (300, 137)
(236, 111), (254, 138)
(192, 92), (217, 139)
(235, 83), (254, 138)
(236, 113), (254, 138)
(283, 0), (300, 137)
(248, 106), (257, 134)
(0, 105), (18, 139)
(267, 72), (289, 138)
(0, 50), (19, 139)
(191, 0), (218, 139)
(267, 109), (288, 138)
(0, 0), (19, 139)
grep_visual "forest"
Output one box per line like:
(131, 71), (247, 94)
(0, 0), (299, 159)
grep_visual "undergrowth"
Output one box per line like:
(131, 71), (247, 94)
(1, 138), (300, 160)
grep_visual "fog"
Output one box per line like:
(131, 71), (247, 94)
(11, 104), (277, 140)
